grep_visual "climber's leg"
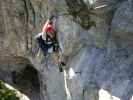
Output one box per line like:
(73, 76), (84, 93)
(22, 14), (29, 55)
(52, 52), (60, 65)
(52, 51), (66, 72)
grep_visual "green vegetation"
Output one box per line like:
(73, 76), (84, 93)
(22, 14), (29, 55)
(0, 80), (19, 100)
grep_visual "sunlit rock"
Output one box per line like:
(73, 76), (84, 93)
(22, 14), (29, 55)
(99, 89), (120, 100)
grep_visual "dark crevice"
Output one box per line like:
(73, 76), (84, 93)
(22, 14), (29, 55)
(29, 0), (36, 28)
(23, 0), (29, 25)
(28, 0), (36, 50)
(11, 64), (40, 92)
(11, 64), (41, 99)
(23, 0), (29, 50)
(82, 88), (85, 100)
(21, 64), (40, 92)
(12, 71), (17, 84)
(23, 0), (36, 51)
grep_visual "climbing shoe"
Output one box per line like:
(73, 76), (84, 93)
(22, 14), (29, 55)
(58, 62), (66, 72)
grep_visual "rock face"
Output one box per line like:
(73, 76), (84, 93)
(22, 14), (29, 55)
(0, 0), (133, 100)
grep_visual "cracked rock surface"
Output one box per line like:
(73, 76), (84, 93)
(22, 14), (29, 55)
(0, 0), (133, 100)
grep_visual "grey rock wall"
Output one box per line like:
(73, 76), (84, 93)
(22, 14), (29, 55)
(0, 0), (133, 100)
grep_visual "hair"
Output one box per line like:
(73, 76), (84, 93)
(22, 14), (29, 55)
(49, 15), (55, 21)
(48, 20), (53, 25)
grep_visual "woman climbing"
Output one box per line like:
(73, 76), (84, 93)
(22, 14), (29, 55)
(35, 15), (65, 72)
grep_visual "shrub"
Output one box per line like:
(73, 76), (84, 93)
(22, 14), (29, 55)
(0, 80), (19, 100)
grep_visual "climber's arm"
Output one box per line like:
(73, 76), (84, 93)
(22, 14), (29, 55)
(42, 19), (50, 33)
(34, 32), (42, 39)
(34, 19), (49, 40)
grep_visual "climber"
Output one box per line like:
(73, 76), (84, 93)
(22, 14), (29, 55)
(35, 15), (65, 72)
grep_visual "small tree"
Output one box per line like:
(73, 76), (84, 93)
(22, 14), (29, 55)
(0, 80), (19, 100)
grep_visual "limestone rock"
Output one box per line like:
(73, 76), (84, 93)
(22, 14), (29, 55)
(0, 0), (133, 100)
(111, 1), (133, 40)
